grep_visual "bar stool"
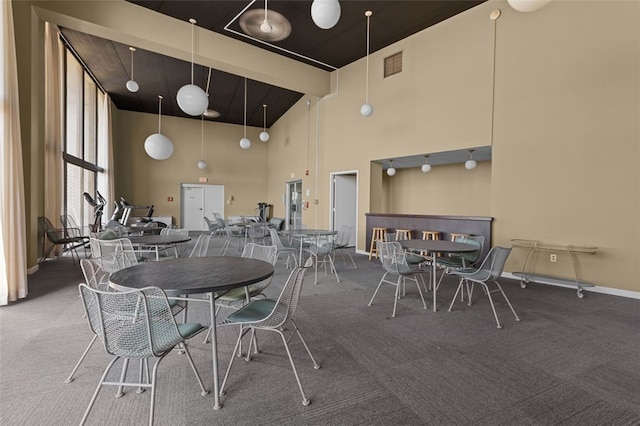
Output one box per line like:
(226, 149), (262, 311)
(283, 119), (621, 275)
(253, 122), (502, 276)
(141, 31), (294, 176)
(395, 229), (412, 240)
(421, 231), (441, 241)
(450, 232), (469, 242)
(369, 227), (387, 260)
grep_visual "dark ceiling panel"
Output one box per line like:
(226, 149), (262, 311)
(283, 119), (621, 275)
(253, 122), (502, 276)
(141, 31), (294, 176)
(61, 1), (486, 127)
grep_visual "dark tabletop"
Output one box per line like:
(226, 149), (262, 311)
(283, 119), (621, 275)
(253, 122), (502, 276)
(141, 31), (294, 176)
(400, 239), (477, 253)
(127, 235), (191, 245)
(279, 229), (337, 236)
(109, 256), (274, 296)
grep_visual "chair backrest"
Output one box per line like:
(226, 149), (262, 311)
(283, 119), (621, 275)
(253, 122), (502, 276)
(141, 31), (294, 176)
(248, 224), (268, 239)
(377, 241), (411, 274)
(268, 228), (286, 250)
(89, 237), (136, 263)
(213, 212), (223, 221)
(189, 234), (212, 257)
(474, 246), (512, 282)
(80, 258), (112, 292)
(454, 235), (485, 265)
(252, 258), (312, 328)
(308, 231), (334, 255)
(160, 227), (188, 237)
(38, 216), (63, 243)
(204, 216), (218, 232)
(335, 225), (353, 247)
(215, 217), (226, 229)
(242, 243), (278, 265)
(79, 284), (182, 358)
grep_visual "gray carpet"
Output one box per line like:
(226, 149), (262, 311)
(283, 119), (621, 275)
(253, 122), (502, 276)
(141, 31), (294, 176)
(1, 234), (639, 425)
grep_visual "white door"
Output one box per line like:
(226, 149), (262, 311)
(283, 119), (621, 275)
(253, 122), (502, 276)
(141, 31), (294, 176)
(285, 180), (302, 230)
(331, 172), (358, 246)
(181, 184), (224, 231)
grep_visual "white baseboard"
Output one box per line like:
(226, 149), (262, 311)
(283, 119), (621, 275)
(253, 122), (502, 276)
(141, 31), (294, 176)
(502, 272), (640, 300)
(27, 264), (39, 275)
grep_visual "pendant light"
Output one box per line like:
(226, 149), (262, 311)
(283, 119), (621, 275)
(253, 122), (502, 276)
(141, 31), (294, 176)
(144, 96), (174, 160)
(465, 149), (477, 170)
(125, 47), (139, 93)
(311, 0), (341, 30)
(260, 0), (273, 33)
(507, 0), (552, 13)
(239, 78), (251, 150)
(176, 18), (208, 116)
(360, 11), (374, 117)
(259, 104), (270, 142)
(386, 160), (396, 176)
(197, 116), (207, 170)
(421, 155), (431, 173)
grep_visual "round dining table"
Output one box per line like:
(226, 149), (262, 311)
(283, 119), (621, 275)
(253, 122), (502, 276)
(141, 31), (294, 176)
(127, 234), (191, 260)
(400, 239), (478, 312)
(279, 229), (337, 264)
(109, 256), (274, 410)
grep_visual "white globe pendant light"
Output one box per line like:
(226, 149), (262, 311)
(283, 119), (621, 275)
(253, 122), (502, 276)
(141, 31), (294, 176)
(386, 160), (396, 176)
(125, 47), (139, 93)
(176, 19), (208, 116)
(311, 0), (341, 30)
(421, 155), (431, 173)
(465, 149), (477, 170)
(144, 96), (174, 160)
(360, 11), (374, 117)
(259, 104), (270, 142)
(507, 0), (552, 13)
(239, 78), (251, 150)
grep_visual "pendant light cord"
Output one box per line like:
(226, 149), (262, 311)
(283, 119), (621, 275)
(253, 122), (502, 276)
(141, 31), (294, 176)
(243, 78), (247, 138)
(157, 96), (163, 133)
(490, 15), (498, 146)
(263, 104), (267, 131)
(365, 12), (371, 103)
(264, 0), (268, 22)
(189, 18), (196, 84)
(201, 115), (204, 157)
(130, 48), (135, 80)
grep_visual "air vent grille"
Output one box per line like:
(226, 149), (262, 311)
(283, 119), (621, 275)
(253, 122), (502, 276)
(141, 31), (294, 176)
(384, 52), (402, 78)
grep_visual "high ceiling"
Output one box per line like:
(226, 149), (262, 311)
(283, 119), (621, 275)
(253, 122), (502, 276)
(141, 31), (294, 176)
(60, 1), (485, 128)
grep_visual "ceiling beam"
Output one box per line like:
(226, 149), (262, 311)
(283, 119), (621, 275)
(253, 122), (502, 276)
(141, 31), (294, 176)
(30, 0), (331, 97)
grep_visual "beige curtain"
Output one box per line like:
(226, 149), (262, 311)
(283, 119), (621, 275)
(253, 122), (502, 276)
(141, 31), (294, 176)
(44, 22), (64, 257)
(97, 94), (115, 222)
(0, 0), (28, 305)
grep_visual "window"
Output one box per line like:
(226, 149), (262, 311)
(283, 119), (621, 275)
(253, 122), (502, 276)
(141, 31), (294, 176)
(62, 38), (106, 233)
(384, 52), (403, 78)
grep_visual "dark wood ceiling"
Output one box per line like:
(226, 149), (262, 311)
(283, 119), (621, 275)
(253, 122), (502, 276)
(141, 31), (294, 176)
(60, 1), (485, 128)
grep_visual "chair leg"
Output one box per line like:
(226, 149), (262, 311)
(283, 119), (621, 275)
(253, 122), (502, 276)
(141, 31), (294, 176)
(494, 281), (521, 322)
(368, 272), (389, 307)
(220, 327), (250, 396)
(392, 276), (401, 317)
(327, 255), (340, 283)
(481, 282), (503, 329)
(274, 328), (311, 406)
(80, 356), (120, 426)
(412, 275), (428, 310)
(65, 335), (98, 383)
(116, 358), (129, 397)
(288, 319), (320, 369)
(448, 277), (465, 311)
(181, 344), (209, 396)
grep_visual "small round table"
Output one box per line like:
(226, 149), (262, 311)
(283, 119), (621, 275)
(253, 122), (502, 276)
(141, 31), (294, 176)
(400, 239), (477, 312)
(110, 256), (274, 410)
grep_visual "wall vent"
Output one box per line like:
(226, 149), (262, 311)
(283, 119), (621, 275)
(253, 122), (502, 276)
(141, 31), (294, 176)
(384, 52), (403, 78)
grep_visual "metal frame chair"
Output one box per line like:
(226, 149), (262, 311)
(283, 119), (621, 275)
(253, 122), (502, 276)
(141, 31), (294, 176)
(219, 259), (319, 406)
(78, 284), (208, 426)
(448, 246), (521, 329)
(304, 231), (340, 285)
(189, 233), (212, 258)
(268, 228), (298, 269)
(220, 224), (244, 255)
(333, 225), (357, 269)
(368, 241), (428, 317)
(38, 216), (88, 263)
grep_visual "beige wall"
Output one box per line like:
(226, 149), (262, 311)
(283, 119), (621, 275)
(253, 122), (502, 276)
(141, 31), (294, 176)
(111, 109), (269, 224)
(15, 1), (639, 292)
(265, 1), (639, 292)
